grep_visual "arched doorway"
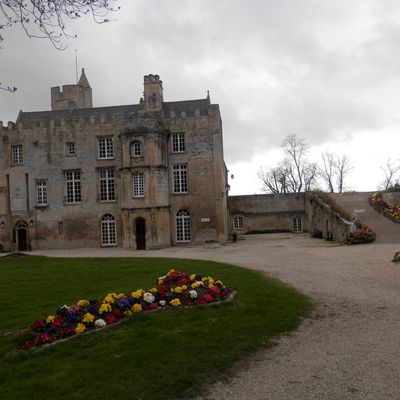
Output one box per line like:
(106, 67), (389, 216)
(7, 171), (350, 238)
(15, 221), (29, 251)
(135, 218), (146, 250)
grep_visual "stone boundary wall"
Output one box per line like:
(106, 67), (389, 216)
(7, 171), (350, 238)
(305, 193), (350, 243)
(228, 193), (306, 234)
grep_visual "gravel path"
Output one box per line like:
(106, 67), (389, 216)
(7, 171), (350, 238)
(31, 233), (400, 399)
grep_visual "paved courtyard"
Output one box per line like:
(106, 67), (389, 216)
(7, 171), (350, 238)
(31, 233), (400, 399)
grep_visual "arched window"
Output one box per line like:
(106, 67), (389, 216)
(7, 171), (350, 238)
(131, 141), (142, 157)
(101, 214), (117, 246)
(233, 216), (243, 230)
(176, 209), (191, 242)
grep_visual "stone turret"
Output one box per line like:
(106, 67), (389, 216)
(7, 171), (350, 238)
(51, 68), (93, 111)
(143, 74), (163, 112)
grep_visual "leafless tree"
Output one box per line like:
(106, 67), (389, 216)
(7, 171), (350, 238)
(259, 134), (318, 194)
(380, 159), (400, 190)
(0, 1), (120, 49)
(319, 152), (352, 193)
(335, 154), (352, 193)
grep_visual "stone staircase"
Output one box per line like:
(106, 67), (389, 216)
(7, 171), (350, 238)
(330, 192), (400, 244)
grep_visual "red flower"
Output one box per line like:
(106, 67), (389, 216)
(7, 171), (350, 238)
(52, 317), (64, 328)
(63, 327), (74, 336)
(18, 340), (34, 350)
(36, 332), (53, 345)
(30, 319), (45, 331)
(209, 286), (219, 294)
(203, 294), (214, 303)
(112, 309), (122, 318)
(106, 314), (118, 324)
(149, 302), (158, 310)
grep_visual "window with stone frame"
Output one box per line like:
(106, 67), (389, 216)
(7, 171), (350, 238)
(99, 168), (116, 202)
(11, 144), (23, 165)
(172, 133), (185, 153)
(131, 141), (142, 157)
(97, 137), (114, 159)
(293, 217), (303, 233)
(65, 170), (81, 203)
(66, 142), (76, 156)
(133, 172), (145, 197)
(233, 215), (243, 230)
(173, 164), (188, 193)
(36, 180), (48, 206)
(101, 214), (117, 246)
(176, 209), (191, 242)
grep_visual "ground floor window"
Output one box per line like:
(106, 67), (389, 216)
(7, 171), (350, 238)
(176, 209), (191, 242)
(293, 217), (303, 233)
(101, 214), (117, 246)
(233, 215), (243, 229)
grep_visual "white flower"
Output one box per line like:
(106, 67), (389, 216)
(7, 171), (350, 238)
(143, 292), (155, 303)
(94, 318), (107, 328)
(189, 290), (198, 299)
(159, 300), (166, 306)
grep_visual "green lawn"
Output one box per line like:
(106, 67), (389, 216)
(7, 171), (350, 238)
(0, 255), (311, 400)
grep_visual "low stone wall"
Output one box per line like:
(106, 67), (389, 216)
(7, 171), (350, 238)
(305, 193), (350, 243)
(228, 193), (306, 234)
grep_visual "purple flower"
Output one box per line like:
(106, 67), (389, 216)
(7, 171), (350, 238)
(116, 297), (130, 310)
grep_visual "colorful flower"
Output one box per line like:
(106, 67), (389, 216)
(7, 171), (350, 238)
(75, 323), (86, 334)
(143, 292), (155, 303)
(77, 300), (89, 307)
(189, 290), (198, 299)
(132, 303), (142, 313)
(94, 319), (107, 328)
(82, 313), (95, 323)
(99, 303), (112, 314)
(170, 298), (181, 307)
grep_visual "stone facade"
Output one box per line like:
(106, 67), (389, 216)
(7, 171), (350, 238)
(228, 194), (306, 234)
(0, 71), (229, 251)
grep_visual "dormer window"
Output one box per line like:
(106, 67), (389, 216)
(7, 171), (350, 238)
(131, 141), (142, 157)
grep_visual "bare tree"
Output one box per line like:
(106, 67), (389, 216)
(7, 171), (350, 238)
(259, 134), (318, 194)
(0, 1), (121, 49)
(319, 152), (352, 193)
(335, 154), (352, 193)
(320, 152), (335, 193)
(380, 159), (400, 190)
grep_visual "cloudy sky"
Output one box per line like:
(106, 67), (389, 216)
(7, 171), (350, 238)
(1, 0), (400, 194)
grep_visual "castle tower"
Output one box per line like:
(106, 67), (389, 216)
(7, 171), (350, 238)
(143, 74), (163, 112)
(51, 68), (93, 111)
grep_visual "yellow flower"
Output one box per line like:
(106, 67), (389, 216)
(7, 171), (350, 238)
(170, 298), (181, 307)
(168, 269), (176, 275)
(132, 289), (144, 299)
(132, 303), (142, 313)
(116, 293), (126, 299)
(124, 310), (133, 317)
(99, 303), (112, 314)
(208, 277), (215, 285)
(174, 287), (183, 294)
(75, 323), (86, 334)
(104, 293), (117, 303)
(46, 315), (55, 323)
(190, 274), (196, 281)
(149, 288), (158, 294)
(215, 280), (224, 287)
(82, 313), (95, 323)
(181, 285), (187, 291)
(77, 300), (89, 307)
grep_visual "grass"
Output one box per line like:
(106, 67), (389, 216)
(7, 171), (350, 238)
(0, 255), (311, 400)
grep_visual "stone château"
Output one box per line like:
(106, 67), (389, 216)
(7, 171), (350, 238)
(0, 71), (229, 251)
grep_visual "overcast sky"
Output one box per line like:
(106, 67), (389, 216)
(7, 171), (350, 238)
(1, 0), (400, 194)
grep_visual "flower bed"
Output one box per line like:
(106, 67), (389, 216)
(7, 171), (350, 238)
(345, 226), (376, 245)
(18, 269), (234, 350)
(369, 192), (400, 223)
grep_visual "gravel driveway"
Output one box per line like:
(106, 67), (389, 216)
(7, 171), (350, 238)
(31, 233), (400, 399)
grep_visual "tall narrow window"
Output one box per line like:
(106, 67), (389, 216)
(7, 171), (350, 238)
(97, 137), (114, 159)
(172, 133), (185, 152)
(11, 144), (23, 165)
(131, 141), (142, 157)
(233, 216), (243, 230)
(293, 217), (303, 233)
(36, 180), (48, 206)
(65, 170), (81, 203)
(99, 169), (116, 201)
(173, 164), (188, 193)
(133, 172), (145, 197)
(101, 214), (117, 246)
(66, 142), (76, 156)
(176, 209), (191, 242)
